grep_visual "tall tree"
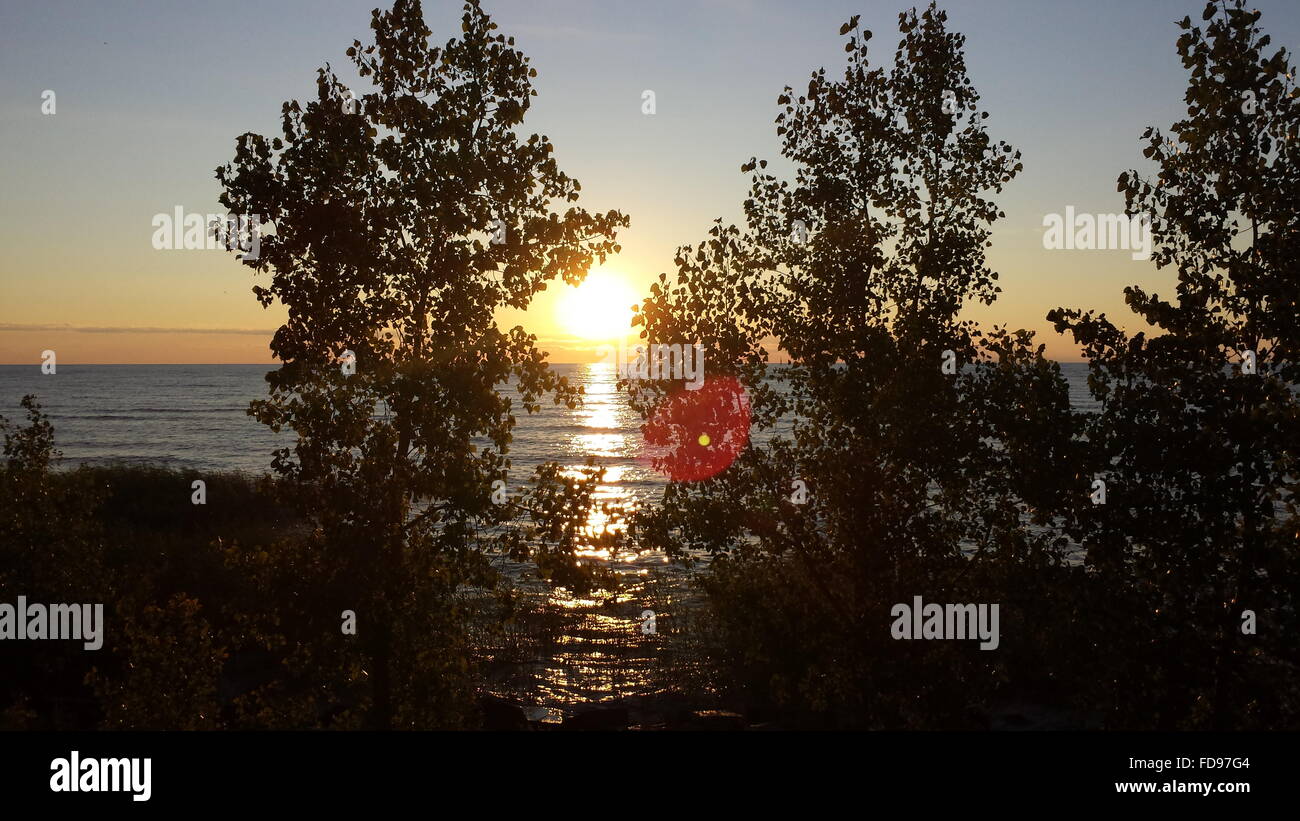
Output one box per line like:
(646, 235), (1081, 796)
(631, 4), (1078, 725)
(216, 0), (627, 728)
(1050, 0), (1300, 728)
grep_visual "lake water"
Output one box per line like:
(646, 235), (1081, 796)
(0, 361), (1097, 571)
(0, 361), (1098, 716)
(0, 361), (1097, 476)
(0, 361), (1098, 569)
(0, 358), (1099, 575)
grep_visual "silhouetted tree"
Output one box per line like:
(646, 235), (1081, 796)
(0, 398), (113, 728)
(216, 0), (628, 728)
(1050, 0), (1300, 729)
(631, 4), (1080, 726)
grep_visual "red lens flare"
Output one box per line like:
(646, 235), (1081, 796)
(642, 376), (752, 482)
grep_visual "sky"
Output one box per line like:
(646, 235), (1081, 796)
(2, 0), (1298, 364)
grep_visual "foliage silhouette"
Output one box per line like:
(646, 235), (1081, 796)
(0, 397), (109, 729)
(629, 4), (1084, 727)
(2, 0), (1297, 733)
(215, 0), (627, 728)
(1050, 0), (1300, 729)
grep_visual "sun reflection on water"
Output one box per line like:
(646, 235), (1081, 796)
(567, 363), (638, 549)
(482, 362), (699, 722)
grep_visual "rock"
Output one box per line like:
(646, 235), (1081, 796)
(985, 700), (1092, 731)
(478, 695), (529, 731)
(562, 706), (630, 731)
(679, 709), (747, 731)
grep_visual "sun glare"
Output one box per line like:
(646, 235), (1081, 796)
(557, 268), (637, 340)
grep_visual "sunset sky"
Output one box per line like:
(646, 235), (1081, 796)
(3, 0), (1298, 364)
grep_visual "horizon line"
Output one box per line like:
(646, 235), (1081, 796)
(0, 359), (1093, 366)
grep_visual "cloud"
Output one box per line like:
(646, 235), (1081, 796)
(0, 323), (274, 335)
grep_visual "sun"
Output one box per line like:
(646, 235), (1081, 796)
(557, 267), (637, 340)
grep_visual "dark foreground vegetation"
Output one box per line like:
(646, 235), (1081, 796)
(3, 0), (1299, 729)
(625, 0), (1300, 730)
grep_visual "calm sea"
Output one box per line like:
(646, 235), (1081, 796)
(0, 361), (1098, 711)
(0, 361), (1097, 492)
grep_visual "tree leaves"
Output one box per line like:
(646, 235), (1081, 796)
(213, 0), (628, 728)
(628, 1), (1068, 724)
(1054, 0), (1300, 729)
